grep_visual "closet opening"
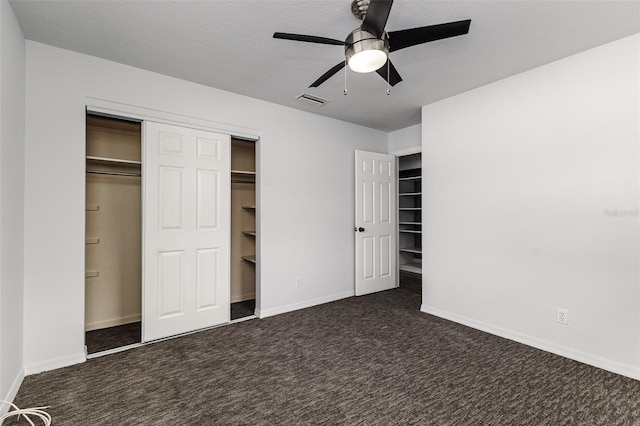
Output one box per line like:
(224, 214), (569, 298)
(85, 114), (142, 354)
(230, 138), (257, 321)
(397, 152), (422, 294)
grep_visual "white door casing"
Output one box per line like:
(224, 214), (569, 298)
(355, 150), (396, 296)
(143, 121), (230, 341)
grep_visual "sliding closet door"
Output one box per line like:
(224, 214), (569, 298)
(143, 121), (230, 341)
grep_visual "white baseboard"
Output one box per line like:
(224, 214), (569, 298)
(230, 292), (256, 304)
(85, 314), (141, 331)
(256, 290), (355, 319)
(0, 367), (25, 416)
(421, 304), (640, 381)
(24, 352), (86, 376)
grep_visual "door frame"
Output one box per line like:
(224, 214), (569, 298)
(84, 98), (262, 356)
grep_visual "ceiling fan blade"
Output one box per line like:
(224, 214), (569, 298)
(388, 19), (471, 52)
(375, 59), (402, 86)
(361, 0), (394, 38)
(273, 32), (345, 46)
(309, 62), (346, 88)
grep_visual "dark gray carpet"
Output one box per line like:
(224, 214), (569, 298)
(85, 322), (141, 354)
(11, 289), (640, 425)
(231, 299), (256, 320)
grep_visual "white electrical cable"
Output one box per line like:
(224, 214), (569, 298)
(0, 401), (52, 425)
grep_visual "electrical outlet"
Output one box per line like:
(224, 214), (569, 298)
(296, 277), (302, 288)
(556, 308), (568, 325)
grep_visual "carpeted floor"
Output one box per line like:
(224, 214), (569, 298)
(231, 299), (256, 321)
(85, 322), (142, 354)
(10, 289), (640, 425)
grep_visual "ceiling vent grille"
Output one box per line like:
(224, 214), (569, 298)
(295, 93), (329, 106)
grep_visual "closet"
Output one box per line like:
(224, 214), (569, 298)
(398, 152), (422, 294)
(85, 112), (258, 353)
(230, 138), (257, 320)
(85, 115), (142, 354)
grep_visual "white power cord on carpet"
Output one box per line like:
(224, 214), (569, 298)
(0, 401), (51, 425)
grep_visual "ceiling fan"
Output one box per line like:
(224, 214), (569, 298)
(273, 0), (471, 88)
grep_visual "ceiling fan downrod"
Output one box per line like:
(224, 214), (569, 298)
(351, 0), (370, 20)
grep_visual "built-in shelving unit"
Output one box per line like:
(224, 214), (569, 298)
(397, 152), (422, 292)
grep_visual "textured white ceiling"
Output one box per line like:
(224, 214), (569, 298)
(9, 0), (640, 132)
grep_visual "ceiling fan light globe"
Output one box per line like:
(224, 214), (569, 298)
(348, 49), (388, 73)
(345, 29), (389, 74)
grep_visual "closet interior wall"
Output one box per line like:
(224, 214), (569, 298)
(85, 115), (142, 331)
(230, 138), (256, 305)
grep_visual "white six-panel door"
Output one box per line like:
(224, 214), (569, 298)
(355, 150), (397, 296)
(143, 121), (230, 341)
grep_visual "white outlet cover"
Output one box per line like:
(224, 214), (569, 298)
(557, 308), (568, 325)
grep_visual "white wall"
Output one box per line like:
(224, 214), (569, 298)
(23, 41), (387, 372)
(421, 34), (640, 378)
(0, 0), (25, 407)
(388, 123), (421, 155)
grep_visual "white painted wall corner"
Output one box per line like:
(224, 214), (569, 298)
(0, 367), (25, 416)
(24, 353), (86, 376)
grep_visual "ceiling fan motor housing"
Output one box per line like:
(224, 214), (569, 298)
(345, 29), (390, 73)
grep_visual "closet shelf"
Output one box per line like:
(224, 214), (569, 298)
(399, 247), (422, 254)
(399, 192), (421, 196)
(399, 230), (422, 234)
(231, 170), (255, 184)
(87, 169), (141, 177)
(399, 262), (422, 274)
(242, 205), (256, 210)
(86, 155), (141, 165)
(242, 231), (256, 236)
(399, 222), (421, 225)
(242, 255), (256, 264)
(399, 208), (421, 211)
(399, 176), (421, 181)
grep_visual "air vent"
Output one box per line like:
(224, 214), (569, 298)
(295, 93), (329, 106)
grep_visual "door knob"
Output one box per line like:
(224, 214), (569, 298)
(356, 227), (365, 232)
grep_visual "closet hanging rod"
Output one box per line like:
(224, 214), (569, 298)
(86, 155), (142, 165)
(86, 169), (141, 177)
(231, 180), (255, 184)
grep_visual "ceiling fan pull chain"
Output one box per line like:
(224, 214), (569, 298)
(386, 60), (390, 95)
(344, 58), (348, 95)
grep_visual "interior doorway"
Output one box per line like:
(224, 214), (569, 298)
(397, 151), (422, 294)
